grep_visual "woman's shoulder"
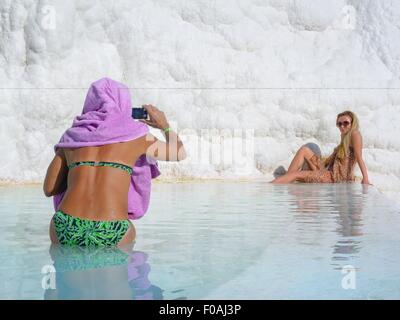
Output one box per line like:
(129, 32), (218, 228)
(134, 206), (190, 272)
(351, 129), (361, 138)
(350, 129), (362, 143)
(348, 130), (362, 151)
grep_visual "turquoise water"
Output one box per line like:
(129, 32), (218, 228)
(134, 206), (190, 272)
(0, 182), (399, 299)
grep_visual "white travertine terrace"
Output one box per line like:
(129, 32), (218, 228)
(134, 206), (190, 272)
(0, 0), (399, 202)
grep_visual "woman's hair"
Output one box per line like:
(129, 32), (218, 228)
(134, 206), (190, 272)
(335, 110), (359, 160)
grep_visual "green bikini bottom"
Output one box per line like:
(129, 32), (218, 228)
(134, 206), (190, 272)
(53, 210), (130, 247)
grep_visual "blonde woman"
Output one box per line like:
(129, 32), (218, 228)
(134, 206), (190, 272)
(271, 110), (371, 184)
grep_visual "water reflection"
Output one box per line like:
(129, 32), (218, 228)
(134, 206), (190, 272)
(330, 184), (364, 262)
(44, 245), (164, 300)
(286, 183), (326, 213)
(286, 183), (365, 267)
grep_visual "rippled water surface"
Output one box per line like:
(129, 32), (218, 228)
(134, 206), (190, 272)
(0, 182), (399, 299)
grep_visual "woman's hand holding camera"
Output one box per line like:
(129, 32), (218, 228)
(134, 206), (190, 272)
(139, 105), (170, 131)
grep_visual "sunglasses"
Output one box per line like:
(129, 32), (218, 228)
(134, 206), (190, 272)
(337, 121), (351, 128)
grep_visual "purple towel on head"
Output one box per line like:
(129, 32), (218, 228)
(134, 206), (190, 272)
(52, 77), (161, 220)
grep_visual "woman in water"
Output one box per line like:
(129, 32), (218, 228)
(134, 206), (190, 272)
(43, 79), (187, 248)
(271, 110), (371, 185)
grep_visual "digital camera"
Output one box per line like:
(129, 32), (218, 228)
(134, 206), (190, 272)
(132, 106), (148, 120)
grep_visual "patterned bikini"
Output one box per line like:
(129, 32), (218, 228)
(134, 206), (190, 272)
(53, 161), (133, 246)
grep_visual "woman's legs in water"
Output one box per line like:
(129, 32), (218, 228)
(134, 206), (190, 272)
(49, 218), (59, 244)
(117, 221), (136, 248)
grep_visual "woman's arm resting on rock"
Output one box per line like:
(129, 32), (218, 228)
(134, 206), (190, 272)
(352, 130), (370, 184)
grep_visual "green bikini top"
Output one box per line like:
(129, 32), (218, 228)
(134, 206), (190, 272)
(67, 161), (133, 175)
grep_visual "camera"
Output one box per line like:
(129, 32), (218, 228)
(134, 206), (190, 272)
(132, 106), (148, 120)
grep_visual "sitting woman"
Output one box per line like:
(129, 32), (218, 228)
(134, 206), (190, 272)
(271, 110), (371, 184)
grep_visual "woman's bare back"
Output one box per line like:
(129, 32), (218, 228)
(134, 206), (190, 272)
(59, 135), (148, 221)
